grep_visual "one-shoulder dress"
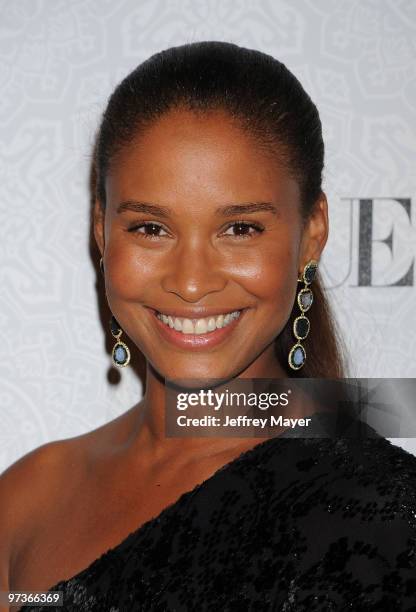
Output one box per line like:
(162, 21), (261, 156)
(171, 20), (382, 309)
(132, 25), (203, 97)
(18, 411), (416, 611)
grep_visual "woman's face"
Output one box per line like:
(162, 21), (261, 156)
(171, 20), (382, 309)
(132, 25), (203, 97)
(94, 108), (325, 381)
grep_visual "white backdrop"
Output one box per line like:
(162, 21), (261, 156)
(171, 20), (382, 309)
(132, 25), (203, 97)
(1, 0), (415, 472)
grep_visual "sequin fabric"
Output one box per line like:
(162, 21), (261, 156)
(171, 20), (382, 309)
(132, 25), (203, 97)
(19, 412), (416, 611)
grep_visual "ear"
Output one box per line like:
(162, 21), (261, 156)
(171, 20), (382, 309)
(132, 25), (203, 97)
(93, 199), (105, 257)
(299, 192), (329, 265)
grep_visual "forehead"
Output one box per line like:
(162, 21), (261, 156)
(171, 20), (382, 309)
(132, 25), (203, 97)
(105, 108), (299, 211)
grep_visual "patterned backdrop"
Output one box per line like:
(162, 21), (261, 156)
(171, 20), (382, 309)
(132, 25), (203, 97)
(1, 0), (415, 472)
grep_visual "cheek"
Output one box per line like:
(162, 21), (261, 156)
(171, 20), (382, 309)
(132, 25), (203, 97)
(232, 242), (298, 308)
(104, 241), (156, 299)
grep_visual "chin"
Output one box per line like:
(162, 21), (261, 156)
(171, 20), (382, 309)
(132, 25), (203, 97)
(155, 360), (239, 388)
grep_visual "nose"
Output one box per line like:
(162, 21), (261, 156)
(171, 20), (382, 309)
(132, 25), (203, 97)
(161, 239), (227, 302)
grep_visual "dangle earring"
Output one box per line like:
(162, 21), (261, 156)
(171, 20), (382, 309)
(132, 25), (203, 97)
(288, 259), (318, 370)
(110, 315), (131, 368)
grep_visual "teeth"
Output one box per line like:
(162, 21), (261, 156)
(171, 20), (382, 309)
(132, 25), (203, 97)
(182, 319), (194, 334)
(156, 310), (242, 334)
(207, 317), (216, 332)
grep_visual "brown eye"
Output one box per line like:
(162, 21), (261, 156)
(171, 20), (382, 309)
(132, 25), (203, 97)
(223, 221), (264, 239)
(127, 222), (168, 239)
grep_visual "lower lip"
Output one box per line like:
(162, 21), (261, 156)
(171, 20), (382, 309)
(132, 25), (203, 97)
(149, 308), (248, 349)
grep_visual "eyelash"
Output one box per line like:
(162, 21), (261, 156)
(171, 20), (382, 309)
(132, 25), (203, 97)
(126, 220), (265, 240)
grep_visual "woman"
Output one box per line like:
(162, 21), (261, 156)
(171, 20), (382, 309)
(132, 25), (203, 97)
(1, 41), (415, 611)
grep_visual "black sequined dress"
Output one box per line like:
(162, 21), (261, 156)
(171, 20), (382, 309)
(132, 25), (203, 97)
(19, 411), (416, 611)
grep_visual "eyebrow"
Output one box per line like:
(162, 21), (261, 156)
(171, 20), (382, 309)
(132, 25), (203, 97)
(116, 200), (279, 218)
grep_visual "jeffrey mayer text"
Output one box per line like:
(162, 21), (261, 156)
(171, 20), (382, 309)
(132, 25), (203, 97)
(223, 415), (312, 428)
(176, 415), (313, 428)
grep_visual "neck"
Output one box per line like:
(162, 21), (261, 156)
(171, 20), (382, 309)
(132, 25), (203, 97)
(126, 344), (291, 461)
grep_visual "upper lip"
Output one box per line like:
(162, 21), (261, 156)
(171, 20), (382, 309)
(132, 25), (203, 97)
(148, 307), (246, 319)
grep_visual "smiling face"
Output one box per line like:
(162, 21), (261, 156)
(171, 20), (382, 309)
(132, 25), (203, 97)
(94, 107), (327, 382)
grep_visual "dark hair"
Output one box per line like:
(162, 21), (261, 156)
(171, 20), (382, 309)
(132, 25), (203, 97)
(94, 41), (348, 378)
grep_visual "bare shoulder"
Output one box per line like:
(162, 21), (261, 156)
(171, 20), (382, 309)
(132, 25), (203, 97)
(0, 404), (139, 522)
(0, 439), (70, 545)
(0, 439), (70, 598)
(0, 438), (64, 503)
(0, 404), (139, 586)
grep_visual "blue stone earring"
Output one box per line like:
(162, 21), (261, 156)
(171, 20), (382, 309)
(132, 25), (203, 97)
(288, 259), (318, 371)
(110, 316), (131, 368)
(100, 259), (131, 367)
